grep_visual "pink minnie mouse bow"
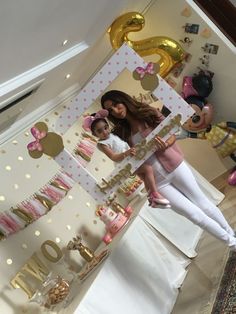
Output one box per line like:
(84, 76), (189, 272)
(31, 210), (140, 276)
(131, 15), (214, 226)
(27, 127), (47, 152)
(82, 109), (109, 132)
(135, 62), (155, 79)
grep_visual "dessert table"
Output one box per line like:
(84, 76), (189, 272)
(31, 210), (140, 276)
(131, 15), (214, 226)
(61, 214), (190, 314)
(59, 167), (224, 314)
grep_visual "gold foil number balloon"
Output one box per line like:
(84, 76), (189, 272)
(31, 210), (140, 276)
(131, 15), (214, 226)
(108, 12), (186, 77)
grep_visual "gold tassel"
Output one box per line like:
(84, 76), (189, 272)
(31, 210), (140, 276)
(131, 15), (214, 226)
(34, 194), (55, 210)
(50, 181), (69, 193)
(11, 207), (34, 224)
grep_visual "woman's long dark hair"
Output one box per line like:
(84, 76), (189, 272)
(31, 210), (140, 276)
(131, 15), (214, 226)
(101, 90), (162, 143)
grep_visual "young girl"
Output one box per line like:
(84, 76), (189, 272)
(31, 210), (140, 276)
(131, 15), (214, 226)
(100, 89), (236, 251)
(82, 109), (170, 208)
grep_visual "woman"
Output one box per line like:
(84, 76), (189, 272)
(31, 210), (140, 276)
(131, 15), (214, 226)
(101, 90), (236, 251)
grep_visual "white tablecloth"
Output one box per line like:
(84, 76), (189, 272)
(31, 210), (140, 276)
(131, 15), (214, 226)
(74, 216), (189, 314)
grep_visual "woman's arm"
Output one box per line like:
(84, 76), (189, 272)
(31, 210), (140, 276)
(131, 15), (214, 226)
(165, 134), (176, 147)
(98, 143), (135, 162)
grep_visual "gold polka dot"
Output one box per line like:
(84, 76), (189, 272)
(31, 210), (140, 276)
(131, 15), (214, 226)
(22, 244), (27, 249)
(45, 118), (49, 122)
(66, 225), (71, 230)
(68, 195), (73, 200)
(75, 132), (79, 136)
(93, 220), (97, 224)
(24, 132), (29, 137)
(54, 112), (59, 115)
(0, 196), (5, 201)
(14, 184), (19, 190)
(55, 237), (61, 243)
(102, 158), (106, 162)
(5, 165), (11, 171)
(47, 218), (52, 223)
(7, 259), (13, 265)
(18, 156), (24, 161)
(76, 214), (80, 218)
(35, 230), (40, 236)
(95, 167), (99, 171)
(12, 140), (18, 145)
(67, 140), (71, 144)
(63, 105), (67, 109)
(86, 202), (91, 207)
(25, 174), (31, 179)
(36, 164), (40, 168)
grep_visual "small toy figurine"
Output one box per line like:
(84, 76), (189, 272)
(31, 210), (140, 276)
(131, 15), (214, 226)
(199, 55), (210, 68)
(67, 235), (95, 262)
(180, 37), (193, 47)
(96, 205), (130, 244)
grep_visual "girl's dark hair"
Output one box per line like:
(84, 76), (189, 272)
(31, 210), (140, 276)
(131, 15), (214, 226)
(101, 90), (162, 143)
(90, 114), (108, 135)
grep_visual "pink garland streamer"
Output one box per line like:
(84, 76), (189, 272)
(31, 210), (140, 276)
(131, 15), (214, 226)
(0, 171), (75, 239)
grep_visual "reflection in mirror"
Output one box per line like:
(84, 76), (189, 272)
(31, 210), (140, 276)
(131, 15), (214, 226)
(0, 45), (192, 241)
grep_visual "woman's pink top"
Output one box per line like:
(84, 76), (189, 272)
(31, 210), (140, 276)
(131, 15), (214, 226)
(136, 110), (184, 173)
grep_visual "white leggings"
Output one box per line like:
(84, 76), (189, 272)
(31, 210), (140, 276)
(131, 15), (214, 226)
(157, 161), (235, 247)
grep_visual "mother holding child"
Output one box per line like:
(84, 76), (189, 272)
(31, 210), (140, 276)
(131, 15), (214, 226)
(97, 89), (236, 251)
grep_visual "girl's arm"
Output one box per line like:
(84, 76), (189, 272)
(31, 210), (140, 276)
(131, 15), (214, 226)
(98, 143), (135, 162)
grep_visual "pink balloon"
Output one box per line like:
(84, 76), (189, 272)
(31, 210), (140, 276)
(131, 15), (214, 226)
(228, 169), (236, 186)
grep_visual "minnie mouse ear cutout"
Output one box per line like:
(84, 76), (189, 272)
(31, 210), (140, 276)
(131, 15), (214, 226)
(133, 62), (160, 91)
(27, 122), (64, 159)
(82, 109), (109, 132)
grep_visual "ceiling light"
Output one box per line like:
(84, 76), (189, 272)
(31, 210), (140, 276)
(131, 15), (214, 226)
(62, 40), (68, 46)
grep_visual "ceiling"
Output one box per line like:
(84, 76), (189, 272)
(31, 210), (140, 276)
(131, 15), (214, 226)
(0, 0), (152, 141)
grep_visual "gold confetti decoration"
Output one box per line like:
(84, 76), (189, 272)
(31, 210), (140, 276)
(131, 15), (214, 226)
(35, 230), (40, 236)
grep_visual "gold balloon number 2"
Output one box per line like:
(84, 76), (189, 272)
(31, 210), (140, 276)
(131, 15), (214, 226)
(108, 12), (186, 77)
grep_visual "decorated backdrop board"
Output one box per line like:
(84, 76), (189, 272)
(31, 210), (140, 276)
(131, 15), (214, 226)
(53, 43), (194, 203)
